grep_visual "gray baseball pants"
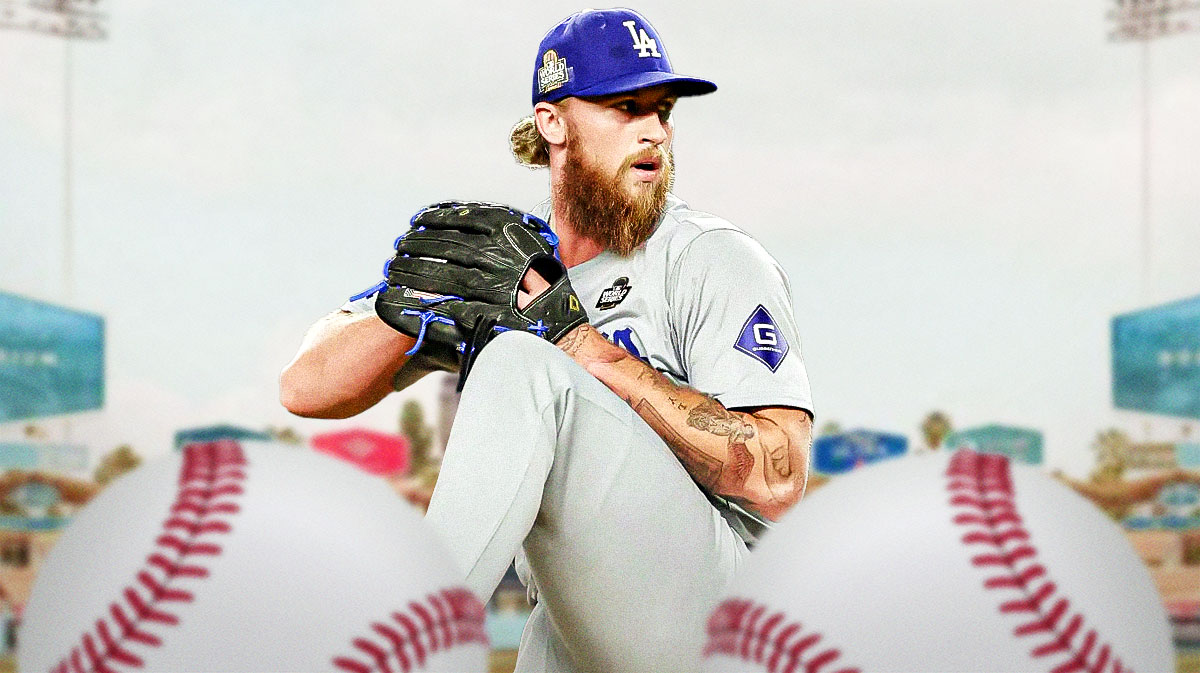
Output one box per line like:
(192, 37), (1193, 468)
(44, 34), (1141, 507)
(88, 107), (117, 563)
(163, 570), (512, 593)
(424, 331), (747, 672)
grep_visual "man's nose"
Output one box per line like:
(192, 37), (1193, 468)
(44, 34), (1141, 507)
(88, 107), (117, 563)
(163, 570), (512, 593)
(638, 113), (669, 145)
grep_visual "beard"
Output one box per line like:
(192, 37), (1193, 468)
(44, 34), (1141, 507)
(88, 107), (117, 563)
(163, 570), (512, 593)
(555, 135), (673, 256)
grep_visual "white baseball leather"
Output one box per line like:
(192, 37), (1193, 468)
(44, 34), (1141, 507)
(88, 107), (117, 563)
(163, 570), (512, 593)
(702, 450), (1173, 673)
(20, 440), (488, 672)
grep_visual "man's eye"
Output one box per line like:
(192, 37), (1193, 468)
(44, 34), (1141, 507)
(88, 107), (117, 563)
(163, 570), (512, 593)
(658, 106), (673, 122)
(615, 101), (636, 113)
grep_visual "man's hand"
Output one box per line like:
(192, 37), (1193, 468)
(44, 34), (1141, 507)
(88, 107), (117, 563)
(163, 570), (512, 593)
(518, 267), (553, 309)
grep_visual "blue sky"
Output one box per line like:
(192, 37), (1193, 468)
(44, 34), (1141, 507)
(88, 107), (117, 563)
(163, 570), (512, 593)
(1, 0), (1198, 475)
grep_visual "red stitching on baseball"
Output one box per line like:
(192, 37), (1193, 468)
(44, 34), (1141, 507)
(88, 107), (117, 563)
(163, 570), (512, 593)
(170, 500), (239, 516)
(95, 619), (140, 667)
(947, 449), (1131, 673)
(153, 534), (222, 556)
(162, 517), (232, 535)
(767, 623), (801, 672)
(410, 600), (438, 653)
(373, 622), (412, 671)
(121, 586), (177, 625)
(986, 564), (1046, 589)
(702, 597), (861, 673)
(109, 603), (159, 646)
(49, 441), (246, 673)
(393, 611), (426, 666)
(428, 592), (454, 652)
(145, 553), (208, 578)
(332, 587), (488, 673)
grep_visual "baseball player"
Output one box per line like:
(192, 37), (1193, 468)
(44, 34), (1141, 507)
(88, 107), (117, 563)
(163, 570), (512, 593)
(281, 8), (814, 672)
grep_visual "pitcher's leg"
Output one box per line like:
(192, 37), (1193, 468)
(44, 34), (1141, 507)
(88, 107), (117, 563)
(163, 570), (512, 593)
(423, 335), (559, 599)
(522, 372), (747, 672)
(425, 332), (746, 672)
(512, 603), (576, 673)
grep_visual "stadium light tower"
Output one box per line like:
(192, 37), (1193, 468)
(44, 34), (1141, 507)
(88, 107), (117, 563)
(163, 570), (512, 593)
(1, 0), (108, 302)
(2, 0), (107, 443)
(1106, 0), (1199, 303)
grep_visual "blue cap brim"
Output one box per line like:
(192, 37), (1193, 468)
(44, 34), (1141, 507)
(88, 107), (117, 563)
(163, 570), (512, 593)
(552, 71), (717, 101)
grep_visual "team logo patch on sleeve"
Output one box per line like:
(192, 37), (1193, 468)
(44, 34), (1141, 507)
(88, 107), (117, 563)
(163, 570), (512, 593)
(734, 305), (789, 372)
(596, 277), (632, 310)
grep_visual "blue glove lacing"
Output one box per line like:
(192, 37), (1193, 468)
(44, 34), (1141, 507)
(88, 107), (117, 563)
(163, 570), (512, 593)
(522, 212), (562, 261)
(401, 294), (465, 356)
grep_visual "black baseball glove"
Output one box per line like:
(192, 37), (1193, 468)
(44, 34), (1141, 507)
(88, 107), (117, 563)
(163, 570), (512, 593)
(373, 201), (588, 391)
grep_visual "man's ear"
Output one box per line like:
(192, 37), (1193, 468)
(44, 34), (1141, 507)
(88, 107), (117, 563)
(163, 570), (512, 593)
(533, 101), (567, 146)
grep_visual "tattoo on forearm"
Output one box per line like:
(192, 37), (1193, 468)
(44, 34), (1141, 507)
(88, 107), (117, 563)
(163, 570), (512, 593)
(557, 324), (626, 367)
(686, 397), (755, 441)
(765, 441), (792, 479)
(615, 355), (808, 510)
(685, 397), (757, 492)
(635, 400), (724, 490)
(724, 437), (756, 491)
(755, 415), (791, 478)
(635, 367), (676, 394)
(555, 323), (591, 356)
(757, 414), (798, 500)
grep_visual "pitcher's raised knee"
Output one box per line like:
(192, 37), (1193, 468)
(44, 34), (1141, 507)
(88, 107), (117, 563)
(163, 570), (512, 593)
(462, 330), (583, 396)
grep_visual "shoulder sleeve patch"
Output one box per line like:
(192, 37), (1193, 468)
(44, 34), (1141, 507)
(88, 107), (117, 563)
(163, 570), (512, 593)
(734, 305), (789, 372)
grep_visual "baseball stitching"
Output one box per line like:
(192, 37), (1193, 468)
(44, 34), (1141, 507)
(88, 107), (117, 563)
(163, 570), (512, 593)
(703, 597), (860, 673)
(51, 440), (246, 673)
(332, 587), (489, 673)
(948, 449), (1131, 673)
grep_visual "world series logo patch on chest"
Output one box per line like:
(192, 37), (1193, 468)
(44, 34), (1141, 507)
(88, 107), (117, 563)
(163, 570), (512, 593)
(735, 305), (789, 371)
(596, 277), (632, 310)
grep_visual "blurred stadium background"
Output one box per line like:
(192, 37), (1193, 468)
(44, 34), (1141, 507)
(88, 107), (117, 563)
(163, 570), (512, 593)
(2, 1), (1199, 671)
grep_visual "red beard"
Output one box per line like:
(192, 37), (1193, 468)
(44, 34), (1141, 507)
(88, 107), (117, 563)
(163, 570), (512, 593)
(555, 137), (673, 256)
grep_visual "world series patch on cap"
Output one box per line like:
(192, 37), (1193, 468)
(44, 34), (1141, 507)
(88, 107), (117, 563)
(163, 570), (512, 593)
(532, 8), (717, 105)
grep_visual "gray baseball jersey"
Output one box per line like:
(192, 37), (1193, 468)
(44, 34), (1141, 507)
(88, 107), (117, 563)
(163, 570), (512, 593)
(530, 194), (813, 544)
(345, 194), (813, 545)
(529, 194), (812, 415)
(345, 194), (812, 414)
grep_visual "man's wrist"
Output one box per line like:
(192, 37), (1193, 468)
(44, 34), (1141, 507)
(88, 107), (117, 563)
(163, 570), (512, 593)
(555, 323), (627, 374)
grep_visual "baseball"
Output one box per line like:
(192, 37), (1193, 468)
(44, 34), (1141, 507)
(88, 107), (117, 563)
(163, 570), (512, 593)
(19, 440), (488, 672)
(702, 450), (1173, 673)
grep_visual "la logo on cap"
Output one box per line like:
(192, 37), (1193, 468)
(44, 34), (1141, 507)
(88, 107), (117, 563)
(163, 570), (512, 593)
(538, 49), (571, 94)
(622, 20), (660, 58)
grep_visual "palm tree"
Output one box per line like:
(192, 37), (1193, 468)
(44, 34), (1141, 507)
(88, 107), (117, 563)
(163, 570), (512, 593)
(269, 426), (304, 445)
(400, 400), (434, 474)
(1089, 428), (1130, 484)
(817, 421), (842, 437)
(920, 411), (952, 451)
(94, 445), (142, 487)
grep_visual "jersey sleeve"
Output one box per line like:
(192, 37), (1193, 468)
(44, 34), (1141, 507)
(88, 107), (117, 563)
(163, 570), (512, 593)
(340, 293), (377, 315)
(340, 273), (391, 314)
(667, 229), (814, 415)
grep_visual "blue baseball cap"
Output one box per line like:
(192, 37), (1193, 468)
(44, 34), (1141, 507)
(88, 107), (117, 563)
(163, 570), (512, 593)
(532, 8), (717, 106)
